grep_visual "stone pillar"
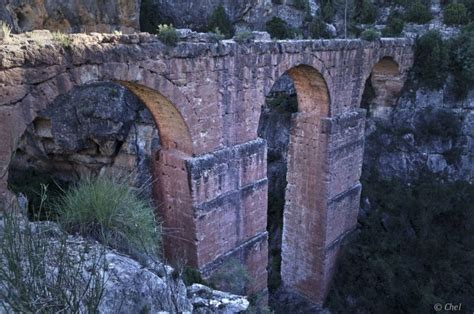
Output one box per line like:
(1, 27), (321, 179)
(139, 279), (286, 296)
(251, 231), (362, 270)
(281, 110), (366, 305)
(155, 139), (269, 296)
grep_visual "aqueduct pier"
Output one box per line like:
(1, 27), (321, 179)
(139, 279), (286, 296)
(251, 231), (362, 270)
(0, 32), (414, 305)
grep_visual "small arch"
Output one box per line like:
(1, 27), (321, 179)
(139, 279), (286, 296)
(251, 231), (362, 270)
(362, 57), (404, 118)
(287, 65), (330, 116)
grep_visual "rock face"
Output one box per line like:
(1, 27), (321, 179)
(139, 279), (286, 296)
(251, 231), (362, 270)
(0, 214), (249, 313)
(8, 82), (160, 198)
(363, 85), (474, 183)
(0, 0), (140, 33)
(142, 0), (309, 32)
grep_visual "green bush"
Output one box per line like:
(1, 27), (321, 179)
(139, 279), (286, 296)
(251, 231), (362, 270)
(140, 0), (172, 33)
(450, 23), (474, 98)
(56, 175), (161, 256)
(209, 258), (250, 295)
(208, 27), (226, 43)
(327, 176), (474, 312)
(266, 17), (293, 39)
(208, 5), (234, 38)
(405, 0), (433, 24)
(321, 0), (336, 23)
(0, 209), (106, 312)
(360, 28), (381, 41)
(157, 24), (179, 46)
(462, 0), (474, 18)
(293, 0), (309, 11)
(414, 30), (449, 90)
(309, 15), (332, 38)
(382, 11), (405, 36)
(234, 28), (255, 44)
(353, 0), (378, 24)
(416, 109), (461, 140)
(444, 3), (469, 25)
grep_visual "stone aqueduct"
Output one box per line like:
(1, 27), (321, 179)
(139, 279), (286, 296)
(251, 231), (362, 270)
(0, 33), (414, 305)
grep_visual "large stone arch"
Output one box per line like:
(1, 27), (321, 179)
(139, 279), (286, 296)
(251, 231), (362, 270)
(0, 67), (201, 267)
(265, 63), (333, 304)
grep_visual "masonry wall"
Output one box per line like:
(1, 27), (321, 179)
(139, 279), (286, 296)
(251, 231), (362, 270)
(0, 32), (414, 305)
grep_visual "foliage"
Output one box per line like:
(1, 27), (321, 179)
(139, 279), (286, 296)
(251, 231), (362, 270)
(52, 31), (73, 48)
(293, 0), (310, 11)
(157, 24), (179, 46)
(450, 23), (474, 98)
(309, 15), (332, 38)
(140, 0), (171, 33)
(415, 108), (462, 140)
(182, 267), (215, 288)
(56, 175), (161, 257)
(0, 205), (106, 312)
(208, 5), (234, 38)
(353, 0), (378, 24)
(405, 0), (433, 24)
(208, 27), (226, 43)
(0, 21), (11, 42)
(462, 0), (474, 18)
(272, 0), (284, 4)
(443, 3), (469, 25)
(360, 28), (381, 41)
(8, 168), (68, 221)
(414, 30), (449, 90)
(382, 11), (405, 36)
(234, 28), (255, 44)
(320, 0), (336, 23)
(327, 175), (474, 313)
(209, 258), (250, 295)
(266, 17), (293, 39)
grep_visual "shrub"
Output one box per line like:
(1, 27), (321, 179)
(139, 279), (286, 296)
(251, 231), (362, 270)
(140, 0), (171, 33)
(52, 31), (73, 48)
(382, 11), (405, 36)
(293, 0), (309, 11)
(462, 0), (474, 18)
(353, 0), (378, 24)
(209, 258), (250, 295)
(208, 5), (234, 38)
(0, 21), (11, 42)
(0, 208), (106, 312)
(360, 28), (381, 41)
(444, 3), (469, 25)
(56, 175), (161, 256)
(157, 24), (179, 46)
(208, 27), (226, 43)
(414, 30), (449, 90)
(272, 0), (283, 4)
(266, 17), (293, 39)
(405, 0), (433, 24)
(309, 15), (332, 38)
(234, 28), (255, 44)
(320, 0), (336, 23)
(327, 176), (474, 312)
(450, 23), (474, 98)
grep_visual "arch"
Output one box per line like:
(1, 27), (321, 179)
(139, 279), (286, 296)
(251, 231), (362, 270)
(362, 57), (404, 118)
(118, 81), (193, 155)
(260, 64), (332, 304)
(287, 65), (331, 116)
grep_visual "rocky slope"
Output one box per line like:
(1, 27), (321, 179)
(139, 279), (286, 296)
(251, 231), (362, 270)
(0, 213), (249, 313)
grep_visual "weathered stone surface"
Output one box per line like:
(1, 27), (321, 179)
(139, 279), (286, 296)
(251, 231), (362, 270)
(0, 0), (140, 33)
(188, 284), (249, 313)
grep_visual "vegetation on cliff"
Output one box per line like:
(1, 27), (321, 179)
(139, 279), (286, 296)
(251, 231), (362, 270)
(327, 174), (474, 312)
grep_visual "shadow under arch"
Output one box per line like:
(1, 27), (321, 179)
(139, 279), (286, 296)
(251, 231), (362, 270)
(260, 64), (332, 307)
(361, 57), (404, 119)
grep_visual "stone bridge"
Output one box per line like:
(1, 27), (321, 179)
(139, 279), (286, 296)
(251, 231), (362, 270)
(0, 32), (414, 306)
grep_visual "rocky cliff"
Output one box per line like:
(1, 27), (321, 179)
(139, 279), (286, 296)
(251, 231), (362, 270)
(363, 83), (474, 183)
(0, 0), (140, 33)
